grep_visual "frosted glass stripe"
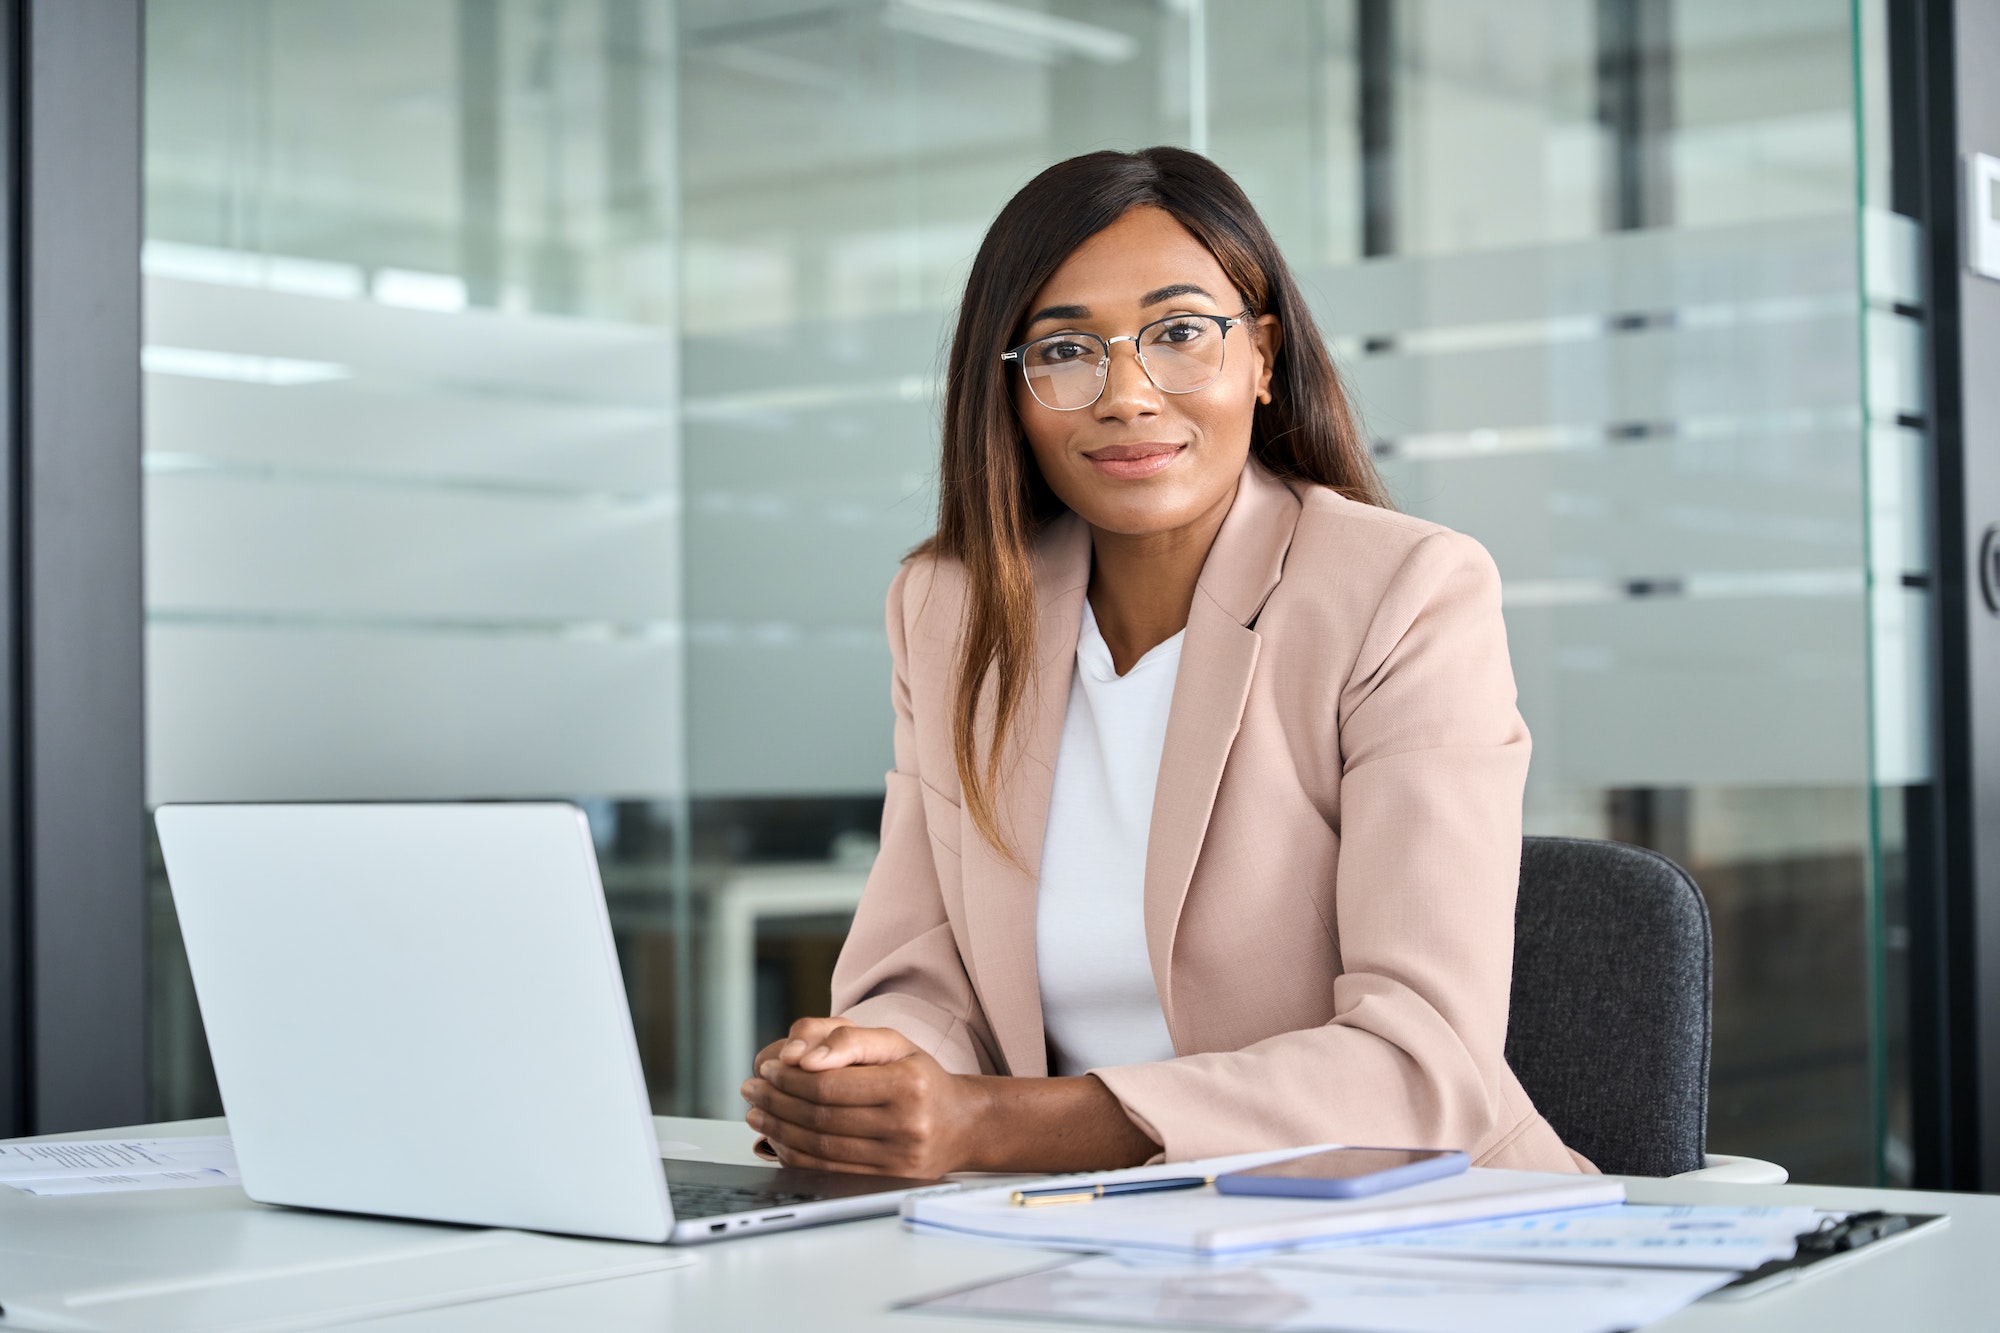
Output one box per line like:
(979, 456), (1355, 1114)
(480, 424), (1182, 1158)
(144, 374), (681, 494)
(1375, 407), (1864, 461)
(1502, 568), (1864, 608)
(149, 610), (888, 647)
(147, 625), (682, 805)
(1326, 294), (1856, 360)
(143, 452), (679, 508)
(682, 374), (936, 421)
(1300, 216), (1862, 335)
(147, 608), (685, 641)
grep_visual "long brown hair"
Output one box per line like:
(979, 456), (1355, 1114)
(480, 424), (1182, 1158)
(922, 147), (1389, 859)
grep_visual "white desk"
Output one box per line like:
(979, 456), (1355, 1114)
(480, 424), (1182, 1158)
(4, 1116), (1997, 1331)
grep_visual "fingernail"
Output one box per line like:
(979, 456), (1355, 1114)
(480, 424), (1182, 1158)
(760, 1060), (777, 1079)
(746, 1109), (764, 1129)
(810, 1044), (831, 1056)
(740, 1080), (755, 1099)
(782, 1039), (807, 1056)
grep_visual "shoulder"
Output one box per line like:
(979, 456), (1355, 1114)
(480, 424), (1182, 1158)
(893, 507), (1084, 629)
(1284, 484), (1502, 602)
(885, 548), (968, 668)
(889, 547), (962, 617)
(1265, 484), (1508, 679)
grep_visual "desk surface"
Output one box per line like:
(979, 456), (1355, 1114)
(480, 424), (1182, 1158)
(3, 1116), (1996, 1332)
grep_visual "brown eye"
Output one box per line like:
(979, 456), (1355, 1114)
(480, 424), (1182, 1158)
(1027, 337), (1095, 366)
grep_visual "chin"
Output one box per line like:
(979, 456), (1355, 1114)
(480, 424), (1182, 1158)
(1072, 486), (1210, 538)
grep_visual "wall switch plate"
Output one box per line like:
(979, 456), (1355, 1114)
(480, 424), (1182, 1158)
(1971, 153), (2000, 282)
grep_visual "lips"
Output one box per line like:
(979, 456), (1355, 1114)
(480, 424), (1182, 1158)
(1081, 442), (1184, 480)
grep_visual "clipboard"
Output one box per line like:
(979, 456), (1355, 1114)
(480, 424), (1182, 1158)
(1710, 1210), (1948, 1300)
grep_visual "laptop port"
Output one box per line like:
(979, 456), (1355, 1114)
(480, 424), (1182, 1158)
(762, 1213), (795, 1223)
(709, 1222), (727, 1234)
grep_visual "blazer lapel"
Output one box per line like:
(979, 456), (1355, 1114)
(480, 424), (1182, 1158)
(1142, 461), (1303, 1037)
(957, 513), (1090, 1078)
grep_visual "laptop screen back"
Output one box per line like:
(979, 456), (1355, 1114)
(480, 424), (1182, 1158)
(156, 802), (674, 1242)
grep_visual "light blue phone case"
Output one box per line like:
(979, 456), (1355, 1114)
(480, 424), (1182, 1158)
(1213, 1148), (1471, 1199)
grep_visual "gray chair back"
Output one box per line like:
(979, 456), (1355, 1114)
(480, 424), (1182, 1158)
(1505, 835), (1711, 1176)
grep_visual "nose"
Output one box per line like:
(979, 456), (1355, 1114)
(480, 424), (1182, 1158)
(1094, 339), (1162, 422)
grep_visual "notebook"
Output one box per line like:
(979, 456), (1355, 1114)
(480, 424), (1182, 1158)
(903, 1149), (1625, 1258)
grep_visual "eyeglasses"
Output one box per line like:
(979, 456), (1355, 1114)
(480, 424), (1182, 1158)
(1000, 311), (1253, 412)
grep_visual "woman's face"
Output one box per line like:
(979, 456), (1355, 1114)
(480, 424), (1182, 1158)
(1012, 205), (1281, 540)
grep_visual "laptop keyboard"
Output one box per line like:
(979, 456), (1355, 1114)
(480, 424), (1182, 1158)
(668, 1180), (817, 1220)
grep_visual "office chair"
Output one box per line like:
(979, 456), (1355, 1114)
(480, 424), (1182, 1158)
(1506, 835), (1785, 1182)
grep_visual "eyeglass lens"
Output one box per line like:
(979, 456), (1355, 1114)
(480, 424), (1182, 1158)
(1018, 316), (1229, 411)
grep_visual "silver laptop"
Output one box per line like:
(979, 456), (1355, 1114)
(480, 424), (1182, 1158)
(155, 801), (953, 1244)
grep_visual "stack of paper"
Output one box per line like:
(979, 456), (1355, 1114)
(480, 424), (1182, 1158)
(0, 1137), (240, 1196)
(903, 1151), (1626, 1258)
(899, 1155), (1908, 1333)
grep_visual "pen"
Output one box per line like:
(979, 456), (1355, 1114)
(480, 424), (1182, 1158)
(1009, 1175), (1216, 1207)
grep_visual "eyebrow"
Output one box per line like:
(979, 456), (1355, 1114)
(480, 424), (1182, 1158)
(1140, 282), (1215, 307)
(1023, 283), (1220, 329)
(1024, 303), (1089, 326)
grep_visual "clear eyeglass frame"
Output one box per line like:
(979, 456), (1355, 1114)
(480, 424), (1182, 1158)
(1000, 310), (1254, 411)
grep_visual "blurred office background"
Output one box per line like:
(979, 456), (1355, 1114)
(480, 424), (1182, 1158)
(143, 0), (1928, 1186)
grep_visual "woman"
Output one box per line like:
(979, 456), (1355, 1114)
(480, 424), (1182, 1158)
(740, 147), (1591, 1178)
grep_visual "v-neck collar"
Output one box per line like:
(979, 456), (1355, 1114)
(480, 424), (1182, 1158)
(1076, 599), (1186, 683)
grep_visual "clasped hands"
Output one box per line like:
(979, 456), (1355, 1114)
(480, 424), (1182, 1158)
(739, 1017), (984, 1178)
(740, 1016), (1162, 1178)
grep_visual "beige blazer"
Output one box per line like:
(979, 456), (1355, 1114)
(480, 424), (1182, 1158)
(831, 459), (1592, 1173)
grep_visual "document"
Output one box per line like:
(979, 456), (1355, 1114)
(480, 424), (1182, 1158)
(1351, 1203), (1831, 1270)
(905, 1251), (1737, 1333)
(0, 1136), (240, 1196)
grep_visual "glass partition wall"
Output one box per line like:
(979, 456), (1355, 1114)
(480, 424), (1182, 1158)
(144, 0), (1924, 1185)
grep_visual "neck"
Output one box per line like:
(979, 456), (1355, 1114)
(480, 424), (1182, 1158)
(1085, 476), (1239, 676)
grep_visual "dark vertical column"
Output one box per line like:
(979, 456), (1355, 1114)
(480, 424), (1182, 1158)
(1941, 0), (2000, 1195)
(1888, 0), (1962, 1194)
(459, 0), (504, 308)
(0, 0), (22, 1142)
(18, 0), (146, 1132)
(1906, 0), (2000, 1193)
(1595, 0), (1675, 231)
(1355, 0), (1394, 257)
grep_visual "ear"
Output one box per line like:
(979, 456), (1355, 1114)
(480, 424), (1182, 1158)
(1251, 313), (1283, 404)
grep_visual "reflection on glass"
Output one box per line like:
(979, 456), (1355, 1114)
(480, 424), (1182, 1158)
(144, 0), (692, 1114)
(143, 0), (1917, 1184)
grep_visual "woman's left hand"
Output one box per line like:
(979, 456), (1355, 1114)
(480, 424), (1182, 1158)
(740, 1025), (987, 1178)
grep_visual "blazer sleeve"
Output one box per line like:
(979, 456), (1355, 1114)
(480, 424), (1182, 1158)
(827, 560), (1000, 1076)
(1090, 530), (1537, 1163)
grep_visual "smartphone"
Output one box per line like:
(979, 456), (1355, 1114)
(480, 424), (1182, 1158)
(1213, 1147), (1470, 1199)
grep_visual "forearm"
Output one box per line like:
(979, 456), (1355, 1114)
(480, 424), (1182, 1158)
(1088, 1004), (1496, 1164)
(959, 1073), (1160, 1173)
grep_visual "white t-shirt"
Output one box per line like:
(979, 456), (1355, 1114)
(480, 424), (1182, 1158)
(1034, 599), (1182, 1077)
